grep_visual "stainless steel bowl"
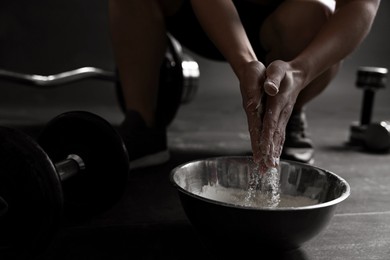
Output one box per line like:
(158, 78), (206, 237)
(170, 156), (350, 252)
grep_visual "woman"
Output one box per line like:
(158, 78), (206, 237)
(109, 0), (381, 170)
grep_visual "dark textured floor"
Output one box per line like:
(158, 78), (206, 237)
(1, 0), (390, 259)
(4, 69), (390, 259)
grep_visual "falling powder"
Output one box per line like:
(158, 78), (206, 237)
(195, 164), (318, 208)
(244, 165), (280, 207)
(196, 185), (318, 208)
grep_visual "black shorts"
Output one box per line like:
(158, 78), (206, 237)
(166, 0), (281, 61)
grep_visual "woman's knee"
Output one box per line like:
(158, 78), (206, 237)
(261, 0), (335, 63)
(109, 0), (181, 17)
(158, 0), (183, 16)
(295, 61), (341, 108)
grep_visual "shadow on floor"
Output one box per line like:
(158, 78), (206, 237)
(2, 136), (309, 260)
(40, 222), (311, 260)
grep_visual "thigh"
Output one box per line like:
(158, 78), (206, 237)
(158, 0), (183, 16)
(165, 1), (224, 60)
(166, 0), (281, 61)
(260, 0), (336, 63)
(234, 0), (282, 61)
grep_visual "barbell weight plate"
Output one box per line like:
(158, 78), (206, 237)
(0, 126), (63, 259)
(155, 34), (184, 127)
(115, 34), (184, 127)
(37, 111), (129, 223)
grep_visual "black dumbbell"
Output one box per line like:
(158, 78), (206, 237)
(364, 120), (390, 151)
(349, 66), (389, 151)
(0, 111), (129, 259)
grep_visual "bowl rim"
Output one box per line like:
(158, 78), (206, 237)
(170, 156), (351, 211)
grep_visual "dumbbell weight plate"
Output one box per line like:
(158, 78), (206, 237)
(37, 111), (129, 223)
(0, 127), (63, 259)
(364, 121), (390, 152)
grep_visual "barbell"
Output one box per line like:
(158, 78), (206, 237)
(0, 111), (129, 259)
(0, 34), (200, 127)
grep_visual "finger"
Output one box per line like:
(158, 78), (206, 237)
(264, 80), (279, 96)
(259, 106), (278, 167)
(243, 88), (262, 162)
(264, 62), (286, 96)
(272, 105), (292, 163)
(270, 72), (296, 163)
(260, 95), (288, 168)
(239, 62), (266, 163)
(240, 63), (265, 112)
(247, 108), (262, 163)
(245, 92), (266, 164)
(257, 157), (269, 175)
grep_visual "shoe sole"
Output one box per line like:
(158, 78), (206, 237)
(281, 147), (314, 165)
(129, 150), (170, 170)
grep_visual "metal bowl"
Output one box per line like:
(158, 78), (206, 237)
(170, 156), (350, 253)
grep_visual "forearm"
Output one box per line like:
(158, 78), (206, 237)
(190, 0), (257, 77)
(291, 0), (381, 86)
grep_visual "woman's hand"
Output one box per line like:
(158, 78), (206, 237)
(238, 61), (267, 166)
(239, 60), (306, 171)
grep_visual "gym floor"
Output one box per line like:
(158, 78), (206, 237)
(1, 1), (390, 259)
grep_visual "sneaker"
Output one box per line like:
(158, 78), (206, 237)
(118, 111), (170, 170)
(281, 110), (314, 164)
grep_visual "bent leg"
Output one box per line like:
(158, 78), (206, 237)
(260, 0), (340, 109)
(109, 0), (182, 169)
(258, 0), (339, 163)
(109, 0), (180, 127)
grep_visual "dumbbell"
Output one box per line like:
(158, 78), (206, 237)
(0, 111), (129, 259)
(349, 66), (389, 152)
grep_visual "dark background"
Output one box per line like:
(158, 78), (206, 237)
(0, 0), (389, 126)
(1, 1), (390, 259)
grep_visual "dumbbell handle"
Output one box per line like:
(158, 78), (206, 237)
(360, 89), (375, 125)
(55, 154), (86, 181)
(356, 66), (388, 126)
(0, 156), (83, 217)
(0, 134), (86, 219)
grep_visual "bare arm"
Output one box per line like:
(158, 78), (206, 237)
(190, 0), (381, 168)
(190, 0), (258, 76)
(191, 0), (268, 164)
(190, 0), (381, 96)
(289, 0), (381, 87)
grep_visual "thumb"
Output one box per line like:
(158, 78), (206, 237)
(264, 61), (286, 96)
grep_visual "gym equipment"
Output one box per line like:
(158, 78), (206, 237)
(0, 34), (200, 127)
(158, 34), (200, 126)
(0, 67), (116, 87)
(349, 66), (389, 152)
(364, 120), (390, 151)
(37, 111), (129, 219)
(0, 111), (129, 259)
(116, 34), (199, 126)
